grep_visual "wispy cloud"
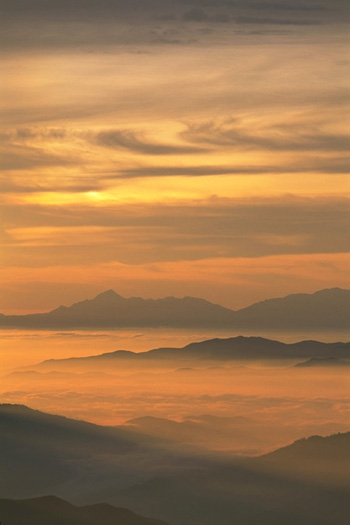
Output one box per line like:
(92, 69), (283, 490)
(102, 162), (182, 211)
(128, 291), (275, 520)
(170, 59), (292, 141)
(93, 129), (205, 155)
(2, 197), (349, 267)
(181, 118), (350, 153)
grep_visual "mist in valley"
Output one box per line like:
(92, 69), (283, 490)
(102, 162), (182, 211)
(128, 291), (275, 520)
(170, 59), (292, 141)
(1, 329), (349, 456)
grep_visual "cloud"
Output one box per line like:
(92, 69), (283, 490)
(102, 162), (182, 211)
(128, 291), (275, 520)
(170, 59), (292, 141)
(246, 1), (324, 11)
(1, 118), (347, 208)
(0, 0), (348, 322)
(110, 158), (349, 179)
(0, 0), (347, 51)
(181, 119), (350, 153)
(179, 0), (340, 16)
(0, 126), (205, 181)
(183, 9), (209, 22)
(0, 130), (76, 175)
(0, 177), (97, 195)
(114, 165), (289, 179)
(1, 377), (349, 454)
(0, 145), (77, 172)
(1, 197), (349, 266)
(94, 129), (205, 155)
(182, 8), (230, 23)
(235, 16), (323, 25)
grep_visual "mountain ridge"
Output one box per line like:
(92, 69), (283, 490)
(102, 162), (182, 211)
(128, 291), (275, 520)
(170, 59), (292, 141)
(0, 287), (348, 330)
(0, 495), (167, 525)
(35, 336), (350, 368)
(295, 357), (350, 368)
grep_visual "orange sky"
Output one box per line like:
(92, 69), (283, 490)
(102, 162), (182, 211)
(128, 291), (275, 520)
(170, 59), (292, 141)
(0, 1), (349, 314)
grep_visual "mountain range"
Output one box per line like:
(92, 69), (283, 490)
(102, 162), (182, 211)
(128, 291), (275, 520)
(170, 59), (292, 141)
(0, 404), (349, 525)
(0, 287), (349, 330)
(37, 336), (350, 370)
(295, 357), (350, 368)
(0, 496), (166, 525)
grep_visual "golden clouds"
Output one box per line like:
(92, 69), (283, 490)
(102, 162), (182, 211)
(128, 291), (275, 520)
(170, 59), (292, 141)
(0, 26), (349, 311)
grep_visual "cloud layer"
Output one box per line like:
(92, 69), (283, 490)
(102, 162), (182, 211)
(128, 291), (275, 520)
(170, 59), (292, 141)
(0, 0), (348, 50)
(0, 0), (348, 312)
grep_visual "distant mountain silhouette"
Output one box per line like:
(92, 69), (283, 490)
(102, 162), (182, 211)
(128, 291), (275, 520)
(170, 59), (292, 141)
(1, 404), (349, 525)
(125, 414), (263, 453)
(0, 289), (235, 329)
(295, 357), (350, 367)
(232, 288), (350, 330)
(0, 495), (167, 525)
(0, 287), (348, 330)
(38, 336), (350, 369)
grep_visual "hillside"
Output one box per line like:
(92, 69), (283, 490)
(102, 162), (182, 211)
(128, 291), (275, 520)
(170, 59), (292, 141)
(112, 431), (350, 525)
(1, 404), (349, 525)
(0, 404), (202, 501)
(0, 496), (167, 525)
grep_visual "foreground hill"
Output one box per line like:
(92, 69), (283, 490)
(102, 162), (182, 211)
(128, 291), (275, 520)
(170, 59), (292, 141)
(0, 496), (167, 525)
(37, 336), (350, 370)
(0, 404), (202, 500)
(0, 287), (348, 330)
(0, 404), (349, 525)
(259, 431), (350, 466)
(0, 403), (142, 498)
(117, 432), (350, 525)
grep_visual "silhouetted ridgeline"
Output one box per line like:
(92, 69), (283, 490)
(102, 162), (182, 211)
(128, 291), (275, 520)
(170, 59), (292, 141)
(0, 287), (349, 330)
(294, 357), (350, 367)
(36, 336), (350, 369)
(0, 496), (167, 525)
(0, 405), (349, 525)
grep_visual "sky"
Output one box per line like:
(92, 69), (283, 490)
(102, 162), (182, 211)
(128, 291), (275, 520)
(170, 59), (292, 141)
(0, 0), (349, 314)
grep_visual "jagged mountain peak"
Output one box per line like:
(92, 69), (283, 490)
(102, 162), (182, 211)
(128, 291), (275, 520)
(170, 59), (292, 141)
(89, 289), (125, 303)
